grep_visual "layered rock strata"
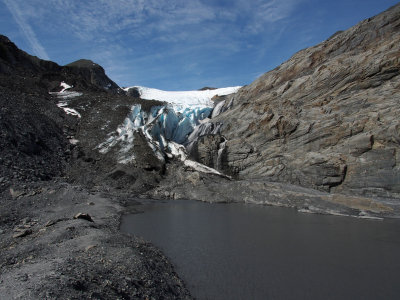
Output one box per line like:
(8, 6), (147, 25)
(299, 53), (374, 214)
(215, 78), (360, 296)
(188, 4), (400, 201)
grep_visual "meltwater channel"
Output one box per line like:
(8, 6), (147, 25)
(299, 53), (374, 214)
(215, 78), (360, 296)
(120, 200), (400, 300)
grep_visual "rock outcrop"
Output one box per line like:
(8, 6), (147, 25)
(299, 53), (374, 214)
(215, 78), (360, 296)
(189, 4), (400, 200)
(63, 59), (121, 92)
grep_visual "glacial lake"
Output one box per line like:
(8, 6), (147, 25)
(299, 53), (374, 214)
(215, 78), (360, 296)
(120, 200), (400, 300)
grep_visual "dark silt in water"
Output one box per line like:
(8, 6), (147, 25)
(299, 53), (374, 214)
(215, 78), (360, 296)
(120, 200), (400, 300)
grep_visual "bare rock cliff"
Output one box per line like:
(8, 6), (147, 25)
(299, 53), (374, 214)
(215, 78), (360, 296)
(190, 4), (400, 199)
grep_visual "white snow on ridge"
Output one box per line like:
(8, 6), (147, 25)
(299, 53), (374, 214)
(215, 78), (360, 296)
(124, 86), (241, 107)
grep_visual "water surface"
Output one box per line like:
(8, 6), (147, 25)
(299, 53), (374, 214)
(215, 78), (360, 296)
(120, 200), (400, 300)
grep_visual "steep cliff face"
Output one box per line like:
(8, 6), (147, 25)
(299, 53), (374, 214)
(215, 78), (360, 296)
(190, 4), (400, 199)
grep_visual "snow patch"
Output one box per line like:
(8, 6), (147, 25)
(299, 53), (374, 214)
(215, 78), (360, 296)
(56, 91), (83, 99)
(50, 81), (83, 99)
(184, 160), (225, 176)
(51, 82), (82, 117)
(56, 101), (81, 118)
(211, 100), (226, 118)
(58, 105), (81, 118)
(60, 82), (72, 92)
(166, 142), (187, 160)
(69, 138), (79, 145)
(166, 141), (227, 177)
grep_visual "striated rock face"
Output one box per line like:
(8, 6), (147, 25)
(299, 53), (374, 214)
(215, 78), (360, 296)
(189, 4), (400, 199)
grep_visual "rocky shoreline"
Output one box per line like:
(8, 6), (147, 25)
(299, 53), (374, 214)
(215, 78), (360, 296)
(1, 175), (399, 299)
(0, 180), (192, 299)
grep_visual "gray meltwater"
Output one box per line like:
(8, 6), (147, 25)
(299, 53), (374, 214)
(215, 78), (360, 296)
(120, 200), (400, 300)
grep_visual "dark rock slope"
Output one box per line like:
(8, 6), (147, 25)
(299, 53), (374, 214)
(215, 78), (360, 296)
(0, 35), (191, 299)
(0, 35), (75, 187)
(0, 34), (156, 192)
(189, 3), (400, 201)
(65, 91), (166, 193)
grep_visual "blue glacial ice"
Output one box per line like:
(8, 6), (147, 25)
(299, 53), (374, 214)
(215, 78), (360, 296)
(97, 104), (212, 163)
(98, 85), (240, 168)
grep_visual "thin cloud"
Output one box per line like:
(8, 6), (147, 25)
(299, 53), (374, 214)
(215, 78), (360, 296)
(67, 0), (216, 41)
(2, 0), (50, 60)
(258, 0), (298, 22)
(2, 0), (304, 89)
(4, 0), (301, 46)
(244, 0), (303, 33)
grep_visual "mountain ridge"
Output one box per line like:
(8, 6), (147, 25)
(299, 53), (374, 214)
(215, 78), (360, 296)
(0, 35), (120, 94)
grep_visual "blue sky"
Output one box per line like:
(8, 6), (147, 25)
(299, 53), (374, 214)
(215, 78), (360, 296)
(1, 0), (399, 90)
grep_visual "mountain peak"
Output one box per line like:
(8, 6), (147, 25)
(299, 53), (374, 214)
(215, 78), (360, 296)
(198, 87), (217, 91)
(63, 59), (120, 92)
(0, 34), (12, 44)
(66, 59), (102, 69)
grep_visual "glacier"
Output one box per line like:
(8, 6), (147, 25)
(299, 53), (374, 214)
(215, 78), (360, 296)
(125, 86), (241, 107)
(98, 86), (240, 168)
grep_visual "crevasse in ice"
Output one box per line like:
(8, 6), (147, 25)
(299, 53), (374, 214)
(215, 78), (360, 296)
(98, 104), (212, 158)
(98, 86), (240, 173)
